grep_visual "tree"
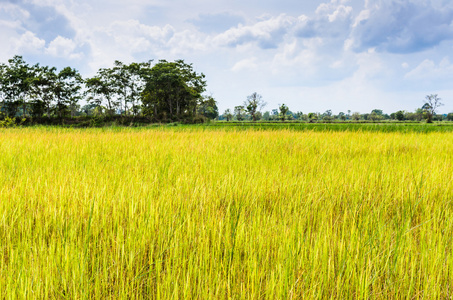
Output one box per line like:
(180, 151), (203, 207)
(141, 60), (206, 121)
(53, 67), (82, 118)
(0, 56), (33, 117)
(422, 94), (443, 123)
(369, 109), (384, 121)
(234, 106), (245, 121)
(224, 109), (233, 121)
(244, 92), (266, 122)
(308, 112), (317, 122)
(352, 112), (361, 121)
(394, 110), (405, 121)
(447, 113), (453, 121)
(279, 103), (289, 121)
(111, 60), (151, 116)
(322, 109), (333, 122)
(29, 64), (57, 117)
(85, 68), (118, 116)
(198, 95), (218, 119)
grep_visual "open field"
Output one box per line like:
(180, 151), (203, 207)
(1, 126), (453, 298)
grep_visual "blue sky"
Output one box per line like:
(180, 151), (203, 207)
(1, 0), (453, 114)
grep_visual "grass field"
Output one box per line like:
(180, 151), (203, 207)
(1, 126), (453, 298)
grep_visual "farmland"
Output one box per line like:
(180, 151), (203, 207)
(1, 126), (453, 298)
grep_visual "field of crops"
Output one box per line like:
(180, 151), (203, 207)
(1, 126), (453, 298)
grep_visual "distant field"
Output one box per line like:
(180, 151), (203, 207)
(1, 127), (453, 298)
(205, 121), (453, 133)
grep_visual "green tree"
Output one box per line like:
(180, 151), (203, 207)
(223, 109), (233, 121)
(279, 104), (289, 121)
(53, 67), (82, 118)
(85, 68), (117, 116)
(111, 60), (152, 116)
(234, 106), (245, 121)
(141, 60), (206, 122)
(447, 113), (453, 121)
(422, 94), (443, 123)
(198, 95), (219, 119)
(352, 112), (361, 121)
(394, 110), (405, 121)
(369, 109), (384, 121)
(244, 92), (266, 122)
(0, 56), (33, 117)
(29, 64), (57, 117)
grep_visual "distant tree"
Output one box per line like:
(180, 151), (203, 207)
(369, 109), (384, 121)
(395, 110), (405, 121)
(279, 103), (289, 121)
(223, 109), (233, 121)
(80, 103), (99, 116)
(447, 113), (453, 121)
(29, 64), (57, 117)
(352, 112), (361, 121)
(198, 95), (218, 119)
(234, 105), (245, 121)
(141, 60), (206, 122)
(322, 109), (333, 122)
(338, 112), (346, 121)
(0, 56), (33, 117)
(53, 67), (83, 118)
(244, 92), (266, 122)
(308, 112), (318, 123)
(422, 94), (443, 123)
(85, 69), (117, 116)
(294, 111), (304, 120)
(262, 111), (270, 121)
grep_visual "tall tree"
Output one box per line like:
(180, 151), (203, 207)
(198, 95), (219, 119)
(422, 94), (443, 123)
(85, 68), (117, 116)
(279, 103), (289, 121)
(110, 61), (151, 116)
(234, 106), (245, 121)
(223, 109), (233, 121)
(29, 64), (57, 117)
(141, 60), (206, 121)
(53, 67), (83, 118)
(244, 92), (266, 122)
(0, 56), (33, 117)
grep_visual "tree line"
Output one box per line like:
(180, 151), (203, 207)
(0, 56), (218, 124)
(220, 93), (447, 123)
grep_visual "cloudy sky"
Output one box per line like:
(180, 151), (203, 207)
(1, 0), (453, 114)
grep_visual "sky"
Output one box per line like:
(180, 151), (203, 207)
(1, 0), (453, 114)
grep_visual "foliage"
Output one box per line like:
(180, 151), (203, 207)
(198, 95), (219, 119)
(244, 92), (266, 122)
(234, 105), (245, 121)
(223, 109), (233, 121)
(422, 94), (443, 123)
(141, 60), (207, 122)
(279, 103), (289, 121)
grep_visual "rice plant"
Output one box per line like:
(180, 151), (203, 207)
(0, 127), (452, 298)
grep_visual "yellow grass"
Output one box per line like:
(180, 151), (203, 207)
(0, 127), (452, 298)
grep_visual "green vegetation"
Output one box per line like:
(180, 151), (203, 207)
(0, 56), (218, 124)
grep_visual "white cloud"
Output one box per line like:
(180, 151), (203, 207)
(231, 57), (258, 72)
(11, 31), (46, 54)
(350, 0), (453, 53)
(45, 36), (82, 59)
(405, 57), (453, 80)
(213, 14), (295, 49)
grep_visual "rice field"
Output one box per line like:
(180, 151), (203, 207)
(1, 126), (453, 298)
